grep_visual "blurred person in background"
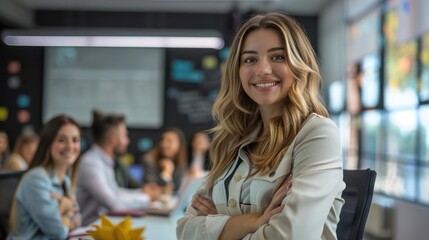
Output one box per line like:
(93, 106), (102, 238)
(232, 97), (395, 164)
(0, 130), (10, 169)
(141, 127), (188, 193)
(7, 115), (81, 239)
(187, 131), (211, 178)
(5, 131), (39, 171)
(77, 110), (161, 225)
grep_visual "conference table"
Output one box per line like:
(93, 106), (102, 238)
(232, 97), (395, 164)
(68, 176), (204, 239)
(68, 211), (183, 240)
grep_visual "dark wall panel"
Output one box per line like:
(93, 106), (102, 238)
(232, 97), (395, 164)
(0, 43), (44, 146)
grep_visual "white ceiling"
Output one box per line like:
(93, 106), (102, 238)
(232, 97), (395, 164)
(1, 0), (334, 27)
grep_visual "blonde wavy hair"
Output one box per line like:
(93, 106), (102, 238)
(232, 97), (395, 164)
(206, 12), (329, 188)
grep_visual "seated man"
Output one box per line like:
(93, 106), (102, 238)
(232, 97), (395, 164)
(77, 110), (160, 225)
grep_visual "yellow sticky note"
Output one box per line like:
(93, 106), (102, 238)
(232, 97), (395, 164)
(202, 55), (218, 70)
(0, 107), (8, 121)
(120, 153), (134, 166)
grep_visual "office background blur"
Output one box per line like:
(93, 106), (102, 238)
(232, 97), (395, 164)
(0, 0), (428, 239)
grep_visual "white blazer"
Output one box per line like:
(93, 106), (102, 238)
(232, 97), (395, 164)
(177, 113), (346, 240)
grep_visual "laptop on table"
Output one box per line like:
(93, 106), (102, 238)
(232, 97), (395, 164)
(144, 176), (204, 216)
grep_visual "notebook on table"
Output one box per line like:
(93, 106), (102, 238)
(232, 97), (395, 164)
(67, 225), (94, 239)
(106, 209), (146, 217)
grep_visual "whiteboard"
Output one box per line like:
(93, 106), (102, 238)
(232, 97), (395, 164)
(43, 47), (164, 128)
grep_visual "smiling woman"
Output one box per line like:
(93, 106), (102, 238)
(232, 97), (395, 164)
(177, 12), (345, 240)
(7, 115), (82, 240)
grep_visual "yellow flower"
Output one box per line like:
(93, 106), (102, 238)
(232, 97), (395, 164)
(87, 214), (145, 240)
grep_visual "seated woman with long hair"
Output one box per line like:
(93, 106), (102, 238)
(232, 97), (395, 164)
(0, 130), (10, 169)
(141, 127), (188, 192)
(7, 115), (81, 240)
(5, 131), (39, 171)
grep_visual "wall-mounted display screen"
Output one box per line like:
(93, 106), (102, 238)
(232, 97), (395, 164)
(377, 161), (417, 200)
(418, 167), (429, 204)
(347, 6), (381, 62)
(385, 109), (418, 161)
(360, 110), (384, 174)
(328, 80), (345, 113)
(419, 105), (429, 162)
(418, 105), (429, 203)
(420, 33), (429, 102)
(384, 41), (419, 110)
(361, 53), (381, 108)
(361, 110), (384, 155)
(43, 47), (165, 128)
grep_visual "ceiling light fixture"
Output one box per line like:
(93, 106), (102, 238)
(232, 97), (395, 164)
(1, 28), (225, 49)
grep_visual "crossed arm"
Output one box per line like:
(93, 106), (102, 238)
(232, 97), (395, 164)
(192, 175), (292, 240)
(51, 193), (81, 230)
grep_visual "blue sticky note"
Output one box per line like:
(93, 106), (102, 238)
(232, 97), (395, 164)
(17, 94), (30, 108)
(138, 138), (153, 152)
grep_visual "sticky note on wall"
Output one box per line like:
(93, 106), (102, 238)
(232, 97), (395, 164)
(17, 94), (30, 108)
(119, 153), (134, 166)
(202, 55), (218, 70)
(138, 137), (153, 152)
(8, 76), (21, 89)
(0, 107), (8, 121)
(17, 110), (30, 124)
(7, 61), (21, 74)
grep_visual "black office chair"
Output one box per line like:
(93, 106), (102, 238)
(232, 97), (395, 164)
(0, 170), (25, 240)
(337, 169), (377, 240)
